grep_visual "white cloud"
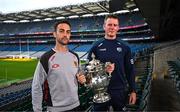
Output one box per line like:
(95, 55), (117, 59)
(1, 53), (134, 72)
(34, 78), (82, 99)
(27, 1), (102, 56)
(0, 0), (99, 13)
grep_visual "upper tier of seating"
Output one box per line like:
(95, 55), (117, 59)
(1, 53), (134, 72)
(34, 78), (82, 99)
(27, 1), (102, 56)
(0, 12), (145, 34)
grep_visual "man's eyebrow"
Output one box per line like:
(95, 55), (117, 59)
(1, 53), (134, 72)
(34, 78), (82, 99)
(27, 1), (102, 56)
(58, 29), (64, 31)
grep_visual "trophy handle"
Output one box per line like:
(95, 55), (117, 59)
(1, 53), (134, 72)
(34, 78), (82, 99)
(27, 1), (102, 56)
(105, 62), (113, 78)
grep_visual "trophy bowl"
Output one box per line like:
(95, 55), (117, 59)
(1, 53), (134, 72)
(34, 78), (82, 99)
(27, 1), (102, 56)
(85, 56), (111, 103)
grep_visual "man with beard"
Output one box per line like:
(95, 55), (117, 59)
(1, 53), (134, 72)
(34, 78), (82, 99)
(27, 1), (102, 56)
(32, 20), (86, 112)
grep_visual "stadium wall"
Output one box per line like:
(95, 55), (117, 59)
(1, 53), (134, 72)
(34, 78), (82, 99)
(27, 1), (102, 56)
(153, 40), (180, 79)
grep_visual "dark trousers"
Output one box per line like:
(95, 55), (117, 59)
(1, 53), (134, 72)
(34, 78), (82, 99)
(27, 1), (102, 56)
(93, 101), (110, 111)
(92, 90), (128, 111)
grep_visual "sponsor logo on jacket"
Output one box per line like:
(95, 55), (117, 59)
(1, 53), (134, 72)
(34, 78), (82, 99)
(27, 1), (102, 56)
(99, 48), (107, 51)
(52, 64), (60, 68)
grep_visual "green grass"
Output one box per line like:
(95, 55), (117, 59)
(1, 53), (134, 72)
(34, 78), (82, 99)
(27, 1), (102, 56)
(0, 59), (85, 86)
(0, 59), (38, 86)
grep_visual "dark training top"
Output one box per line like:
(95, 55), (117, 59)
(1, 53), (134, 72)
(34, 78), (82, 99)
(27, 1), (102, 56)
(87, 38), (136, 93)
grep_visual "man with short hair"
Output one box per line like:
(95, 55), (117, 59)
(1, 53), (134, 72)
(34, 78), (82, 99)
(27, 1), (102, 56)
(32, 20), (86, 112)
(88, 14), (137, 111)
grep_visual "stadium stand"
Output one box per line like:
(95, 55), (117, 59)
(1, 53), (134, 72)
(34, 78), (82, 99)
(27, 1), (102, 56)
(167, 59), (180, 94)
(0, 11), (157, 112)
(0, 0), (179, 111)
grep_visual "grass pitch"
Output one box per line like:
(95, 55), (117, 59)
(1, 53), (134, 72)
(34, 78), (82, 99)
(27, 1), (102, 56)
(0, 58), (86, 86)
(0, 58), (38, 86)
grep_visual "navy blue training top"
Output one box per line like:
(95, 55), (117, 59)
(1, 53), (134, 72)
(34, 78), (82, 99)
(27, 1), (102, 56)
(87, 38), (136, 93)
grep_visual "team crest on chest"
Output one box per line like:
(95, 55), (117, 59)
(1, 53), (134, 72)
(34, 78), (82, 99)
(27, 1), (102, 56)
(117, 47), (122, 52)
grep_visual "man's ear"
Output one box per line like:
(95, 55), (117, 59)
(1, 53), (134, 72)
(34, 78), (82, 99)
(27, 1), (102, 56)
(103, 23), (105, 30)
(117, 25), (120, 31)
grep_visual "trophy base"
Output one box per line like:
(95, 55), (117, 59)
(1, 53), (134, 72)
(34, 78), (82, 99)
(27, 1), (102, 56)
(93, 92), (111, 103)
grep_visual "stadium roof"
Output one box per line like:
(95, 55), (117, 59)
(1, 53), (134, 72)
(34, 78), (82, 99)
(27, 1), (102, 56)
(0, 1), (110, 22)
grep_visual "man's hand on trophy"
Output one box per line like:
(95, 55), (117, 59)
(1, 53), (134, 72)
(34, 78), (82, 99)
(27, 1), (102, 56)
(105, 62), (115, 75)
(77, 73), (86, 85)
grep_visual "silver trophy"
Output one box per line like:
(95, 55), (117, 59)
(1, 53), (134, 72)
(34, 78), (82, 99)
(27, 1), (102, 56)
(85, 53), (112, 103)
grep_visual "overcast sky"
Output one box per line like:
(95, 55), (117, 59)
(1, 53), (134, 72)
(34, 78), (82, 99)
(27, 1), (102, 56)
(0, 0), (99, 14)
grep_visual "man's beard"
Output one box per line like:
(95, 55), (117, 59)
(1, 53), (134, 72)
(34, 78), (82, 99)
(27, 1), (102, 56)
(57, 37), (69, 45)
